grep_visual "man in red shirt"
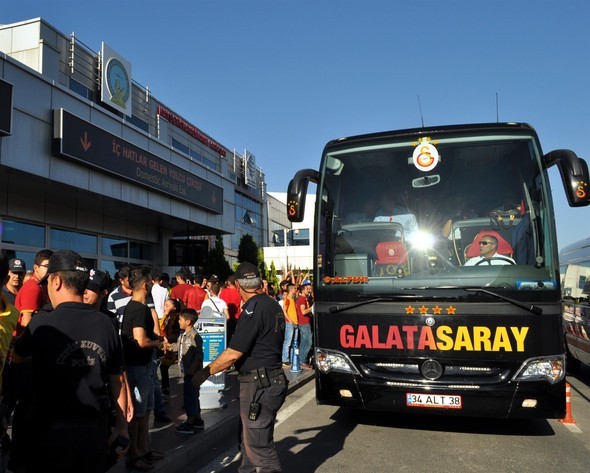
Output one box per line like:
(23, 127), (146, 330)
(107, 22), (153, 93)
(14, 249), (53, 335)
(186, 275), (207, 313)
(296, 281), (313, 369)
(9, 248), (52, 472)
(219, 275), (242, 343)
(170, 270), (192, 308)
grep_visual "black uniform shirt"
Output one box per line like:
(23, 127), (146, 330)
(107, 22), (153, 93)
(229, 293), (285, 373)
(13, 302), (123, 422)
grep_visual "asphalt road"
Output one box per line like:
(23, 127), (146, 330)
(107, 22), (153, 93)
(198, 365), (590, 473)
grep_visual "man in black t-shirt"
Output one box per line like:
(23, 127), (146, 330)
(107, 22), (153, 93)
(120, 265), (164, 471)
(192, 262), (287, 472)
(12, 250), (128, 473)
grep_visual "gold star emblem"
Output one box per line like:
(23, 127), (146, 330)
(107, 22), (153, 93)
(446, 305), (457, 315)
(405, 305), (415, 314)
(432, 305), (442, 315)
(419, 305), (428, 314)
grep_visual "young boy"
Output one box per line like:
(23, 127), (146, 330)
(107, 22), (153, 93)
(176, 309), (205, 433)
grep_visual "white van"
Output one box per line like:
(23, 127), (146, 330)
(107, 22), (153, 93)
(560, 237), (590, 371)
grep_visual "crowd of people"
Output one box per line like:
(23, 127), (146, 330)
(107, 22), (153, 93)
(0, 249), (313, 473)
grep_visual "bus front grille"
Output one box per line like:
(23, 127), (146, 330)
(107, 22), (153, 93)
(360, 361), (512, 386)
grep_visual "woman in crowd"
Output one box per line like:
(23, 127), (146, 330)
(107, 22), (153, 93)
(159, 298), (181, 396)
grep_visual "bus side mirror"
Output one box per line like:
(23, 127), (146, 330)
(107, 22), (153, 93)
(287, 169), (319, 222)
(544, 149), (590, 207)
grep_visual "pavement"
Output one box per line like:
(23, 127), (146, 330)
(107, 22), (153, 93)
(108, 363), (315, 473)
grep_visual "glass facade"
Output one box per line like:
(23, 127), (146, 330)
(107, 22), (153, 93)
(50, 228), (97, 253)
(172, 138), (219, 172)
(1, 218), (153, 276)
(232, 191), (264, 249)
(2, 220), (45, 247)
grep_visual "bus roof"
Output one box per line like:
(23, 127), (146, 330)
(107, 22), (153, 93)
(324, 122), (537, 150)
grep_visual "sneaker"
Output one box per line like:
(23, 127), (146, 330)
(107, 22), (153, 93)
(154, 410), (171, 423)
(175, 422), (196, 434)
(192, 418), (205, 430)
(300, 363), (313, 369)
(127, 457), (154, 471)
(143, 451), (164, 462)
(282, 362), (291, 368)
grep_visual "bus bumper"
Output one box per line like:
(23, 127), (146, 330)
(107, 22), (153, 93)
(315, 371), (566, 418)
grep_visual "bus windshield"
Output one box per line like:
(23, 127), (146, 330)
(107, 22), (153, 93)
(318, 130), (557, 299)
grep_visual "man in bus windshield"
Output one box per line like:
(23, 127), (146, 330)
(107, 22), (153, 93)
(373, 189), (419, 241)
(464, 234), (516, 266)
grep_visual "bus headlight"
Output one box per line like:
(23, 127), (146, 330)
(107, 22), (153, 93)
(512, 355), (565, 384)
(315, 348), (360, 375)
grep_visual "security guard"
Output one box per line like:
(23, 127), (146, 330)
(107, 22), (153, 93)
(192, 262), (287, 472)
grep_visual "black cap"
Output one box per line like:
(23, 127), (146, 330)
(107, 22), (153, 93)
(234, 262), (260, 280)
(8, 258), (26, 273)
(86, 269), (112, 293)
(38, 250), (89, 285)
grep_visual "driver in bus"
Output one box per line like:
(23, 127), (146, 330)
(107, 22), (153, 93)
(344, 198), (379, 224)
(373, 189), (419, 241)
(463, 234), (516, 266)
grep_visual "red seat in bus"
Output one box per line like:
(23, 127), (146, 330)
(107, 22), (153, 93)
(464, 230), (513, 259)
(375, 241), (408, 265)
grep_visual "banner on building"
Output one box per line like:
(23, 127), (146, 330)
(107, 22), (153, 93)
(101, 43), (132, 117)
(244, 150), (257, 188)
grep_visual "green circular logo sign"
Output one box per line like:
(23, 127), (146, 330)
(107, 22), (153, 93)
(106, 58), (130, 108)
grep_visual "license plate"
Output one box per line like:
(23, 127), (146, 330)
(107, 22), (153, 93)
(406, 393), (462, 409)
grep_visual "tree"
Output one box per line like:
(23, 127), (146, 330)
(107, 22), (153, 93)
(268, 261), (279, 294)
(206, 235), (232, 280)
(257, 248), (268, 280)
(237, 234), (258, 266)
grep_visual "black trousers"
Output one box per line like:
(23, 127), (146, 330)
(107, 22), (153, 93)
(238, 372), (288, 473)
(30, 421), (109, 473)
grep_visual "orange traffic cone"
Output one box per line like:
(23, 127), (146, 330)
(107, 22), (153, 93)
(559, 382), (576, 424)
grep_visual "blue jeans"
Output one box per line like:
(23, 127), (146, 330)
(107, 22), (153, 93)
(299, 324), (312, 364)
(183, 375), (201, 419)
(151, 350), (165, 413)
(281, 323), (298, 363)
(126, 365), (154, 417)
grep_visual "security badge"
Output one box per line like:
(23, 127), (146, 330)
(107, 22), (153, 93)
(242, 299), (256, 318)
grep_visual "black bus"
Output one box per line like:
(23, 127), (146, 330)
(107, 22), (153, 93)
(288, 122), (590, 418)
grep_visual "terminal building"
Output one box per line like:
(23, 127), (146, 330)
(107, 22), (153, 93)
(0, 17), (279, 276)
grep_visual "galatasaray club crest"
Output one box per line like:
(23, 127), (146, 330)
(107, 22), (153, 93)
(412, 137), (439, 172)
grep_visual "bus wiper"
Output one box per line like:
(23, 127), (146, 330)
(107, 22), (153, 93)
(329, 296), (407, 314)
(463, 287), (543, 315)
(401, 286), (543, 315)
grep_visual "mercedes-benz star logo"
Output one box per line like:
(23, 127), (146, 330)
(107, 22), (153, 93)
(420, 359), (444, 380)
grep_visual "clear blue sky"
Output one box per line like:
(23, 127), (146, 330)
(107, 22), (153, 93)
(3, 1), (589, 249)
